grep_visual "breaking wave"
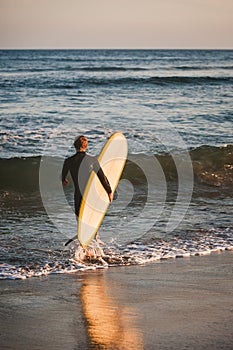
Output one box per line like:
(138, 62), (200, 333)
(0, 145), (232, 193)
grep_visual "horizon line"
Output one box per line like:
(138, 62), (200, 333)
(0, 47), (233, 50)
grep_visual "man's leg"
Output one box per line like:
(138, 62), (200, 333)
(95, 230), (105, 245)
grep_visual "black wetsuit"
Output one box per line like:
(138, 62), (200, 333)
(62, 151), (112, 216)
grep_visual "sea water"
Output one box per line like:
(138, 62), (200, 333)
(0, 49), (233, 279)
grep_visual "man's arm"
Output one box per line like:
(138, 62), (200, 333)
(98, 168), (113, 202)
(93, 159), (113, 202)
(61, 158), (69, 186)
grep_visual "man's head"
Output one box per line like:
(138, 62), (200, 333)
(74, 135), (88, 151)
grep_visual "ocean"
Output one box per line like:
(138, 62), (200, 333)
(0, 49), (233, 279)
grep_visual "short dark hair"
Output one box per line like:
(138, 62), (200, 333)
(74, 135), (88, 150)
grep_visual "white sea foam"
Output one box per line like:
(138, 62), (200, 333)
(0, 230), (232, 280)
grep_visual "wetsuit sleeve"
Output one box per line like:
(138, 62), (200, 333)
(61, 158), (69, 182)
(93, 159), (112, 194)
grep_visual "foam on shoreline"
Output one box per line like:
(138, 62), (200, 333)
(1, 229), (232, 280)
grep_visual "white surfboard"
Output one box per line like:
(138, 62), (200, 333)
(78, 132), (128, 248)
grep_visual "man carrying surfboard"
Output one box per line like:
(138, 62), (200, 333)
(62, 135), (113, 244)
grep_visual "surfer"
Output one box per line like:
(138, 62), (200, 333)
(62, 135), (113, 244)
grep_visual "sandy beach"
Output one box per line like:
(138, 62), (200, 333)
(1, 251), (233, 350)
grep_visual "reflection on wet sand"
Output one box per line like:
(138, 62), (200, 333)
(80, 272), (143, 350)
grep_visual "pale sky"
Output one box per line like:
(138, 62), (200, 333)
(0, 0), (232, 49)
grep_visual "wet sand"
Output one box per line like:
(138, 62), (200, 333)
(1, 251), (233, 350)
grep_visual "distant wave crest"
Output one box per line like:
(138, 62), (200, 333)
(1, 76), (233, 90)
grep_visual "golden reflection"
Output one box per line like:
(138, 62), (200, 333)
(80, 272), (143, 349)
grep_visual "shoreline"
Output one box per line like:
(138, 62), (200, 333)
(1, 251), (233, 349)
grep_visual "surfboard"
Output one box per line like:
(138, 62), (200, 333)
(78, 132), (128, 248)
